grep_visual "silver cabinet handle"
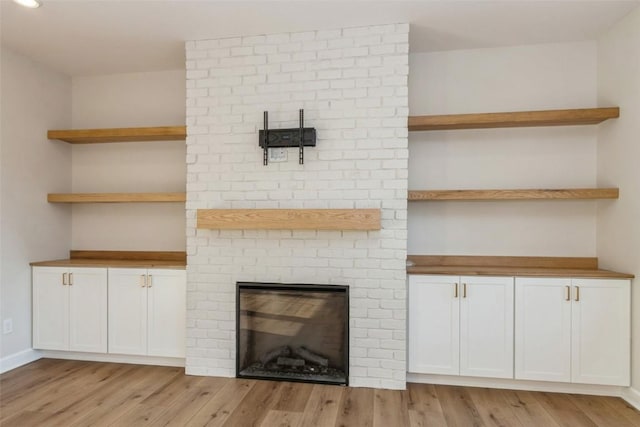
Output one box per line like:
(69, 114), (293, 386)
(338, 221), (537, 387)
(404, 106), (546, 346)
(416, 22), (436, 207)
(62, 273), (68, 286)
(140, 275), (146, 287)
(463, 283), (467, 298)
(68, 273), (73, 286)
(575, 286), (580, 302)
(565, 285), (571, 301)
(454, 283), (458, 298)
(147, 275), (152, 288)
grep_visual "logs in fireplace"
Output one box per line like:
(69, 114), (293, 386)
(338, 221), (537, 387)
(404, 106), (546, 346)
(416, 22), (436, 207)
(236, 282), (349, 385)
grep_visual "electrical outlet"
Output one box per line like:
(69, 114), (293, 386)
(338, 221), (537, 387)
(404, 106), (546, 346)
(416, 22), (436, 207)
(268, 147), (287, 162)
(3, 318), (13, 334)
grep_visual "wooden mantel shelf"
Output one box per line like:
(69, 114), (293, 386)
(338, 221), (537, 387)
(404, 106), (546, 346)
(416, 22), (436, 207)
(48, 126), (187, 144)
(408, 188), (619, 201)
(48, 192), (186, 203)
(408, 107), (619, 131)
(197, 209), (381, 230)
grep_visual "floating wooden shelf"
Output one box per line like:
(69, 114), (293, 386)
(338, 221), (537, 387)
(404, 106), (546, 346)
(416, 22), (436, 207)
(48, 126), (187, 144)
(408, 107), (619, 131)
(197, 209), (381, 230)
(408, 188), (619, 201)
(47, 192), (186, 203)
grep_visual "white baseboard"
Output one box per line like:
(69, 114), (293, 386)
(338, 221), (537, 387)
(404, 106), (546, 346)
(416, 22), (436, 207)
(407, 373), (627, 398)
(0, 348), (43, 374)
(622, 387), (640, 411)
(40, 350), (185, 368)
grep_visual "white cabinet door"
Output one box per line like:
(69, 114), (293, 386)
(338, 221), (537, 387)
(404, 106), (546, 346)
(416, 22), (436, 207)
(408, 275), (460, 375)
(147, 269), (186, 358)
(108, 268), (148, 355)
(68, 268), (108, 353)
(33, 267), (69, 351)
(571, 279), (630, 386)
(515, 277), (572, 382)
(460, 276), (514, 379)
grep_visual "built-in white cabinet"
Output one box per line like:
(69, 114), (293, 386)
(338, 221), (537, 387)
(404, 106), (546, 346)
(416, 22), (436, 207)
(408, 275), (514, 379)
(515, 277), (630, 386)
(514, 277), (572, 382)
(108, 268), (186, 358)
(408, 275), (460, 375)
(33, 267), (108, 353)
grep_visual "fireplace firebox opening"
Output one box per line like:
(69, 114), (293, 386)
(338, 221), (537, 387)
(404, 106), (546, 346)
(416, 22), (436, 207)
(236, 282), (349, 386)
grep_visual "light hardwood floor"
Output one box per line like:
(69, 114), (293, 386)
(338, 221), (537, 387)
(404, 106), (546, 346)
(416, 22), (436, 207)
(1, 359), (639, 426)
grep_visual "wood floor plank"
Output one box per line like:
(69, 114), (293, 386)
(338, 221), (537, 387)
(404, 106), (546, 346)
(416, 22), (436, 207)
(259, 409), (303, 427)
(0, 358), (60, 390)
(274, 381), (315, 412)
(534, 392), (598, 427)
(435, 385), (485, 427)
(568, 393), (638, 427)
(2, 360), (640, 427)
(500, 390), (561, 427)
(0, 359), (89, 406)
(154, 376), (230, 427)
(66, 365), (182, 427)
(110, 403), (166, 426)
(25, 362), (132, 414)
(24, 363), (139, 427)
(406, 383), (447, 427)
(374, 388), (410, 427)
(141, 370), (206, 407)
(600, 395), (640, 426)
(184, 378), (255, 426)
(467, 387), (524, 427)
(0, 409), (56, 427)
(0, 360), (97, 418)
(110, 373), (214, 426)
(334, 386), (374, 427)
(222, 379), (283, 427)
(298, 384), (344, 427)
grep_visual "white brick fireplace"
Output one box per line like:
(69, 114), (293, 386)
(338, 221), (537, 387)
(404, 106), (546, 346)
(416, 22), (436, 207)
(185, 23), (409, 389)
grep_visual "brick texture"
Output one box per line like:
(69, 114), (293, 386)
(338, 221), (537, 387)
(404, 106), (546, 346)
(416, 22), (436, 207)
(185, 23), (409, 389)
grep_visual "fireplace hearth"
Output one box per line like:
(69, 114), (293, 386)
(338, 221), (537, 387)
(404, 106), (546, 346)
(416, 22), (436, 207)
(236, 282), (349, 385)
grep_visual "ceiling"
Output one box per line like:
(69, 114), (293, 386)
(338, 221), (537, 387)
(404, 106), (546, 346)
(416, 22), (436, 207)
(1, 0), (638, 77)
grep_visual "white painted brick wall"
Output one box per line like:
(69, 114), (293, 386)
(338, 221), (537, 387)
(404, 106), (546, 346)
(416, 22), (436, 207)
(185, 23), (409, 389)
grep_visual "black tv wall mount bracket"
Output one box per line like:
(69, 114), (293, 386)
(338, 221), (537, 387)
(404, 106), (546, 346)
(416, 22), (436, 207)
(259, 109), (316, 165)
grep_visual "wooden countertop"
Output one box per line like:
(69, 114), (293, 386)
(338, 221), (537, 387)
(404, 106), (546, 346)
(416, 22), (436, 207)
(30, 259), (186, 269)
(406, 255), (634, 279)
(406, 265), (633, 279)
(30, 250), (186, 270)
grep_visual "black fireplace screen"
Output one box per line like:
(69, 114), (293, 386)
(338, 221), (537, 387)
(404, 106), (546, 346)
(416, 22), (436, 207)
(236, 282), (349, 385)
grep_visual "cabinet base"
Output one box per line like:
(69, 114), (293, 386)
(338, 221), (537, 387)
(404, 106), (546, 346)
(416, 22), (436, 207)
(39, 350), (184, 368)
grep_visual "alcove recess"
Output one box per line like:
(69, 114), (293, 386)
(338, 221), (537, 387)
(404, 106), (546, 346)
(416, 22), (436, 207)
(43, 125), (187, 267)
(406, 106), (629, 277)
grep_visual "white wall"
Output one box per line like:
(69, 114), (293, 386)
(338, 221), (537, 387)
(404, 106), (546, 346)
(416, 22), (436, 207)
(71, 70), (186, 251)
(597, 6), (640, 391)
(0, 48), (72, 358)
(408, 42), (599, 256)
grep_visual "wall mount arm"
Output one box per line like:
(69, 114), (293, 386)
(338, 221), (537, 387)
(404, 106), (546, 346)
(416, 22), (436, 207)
(259, 109), (316, 165)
